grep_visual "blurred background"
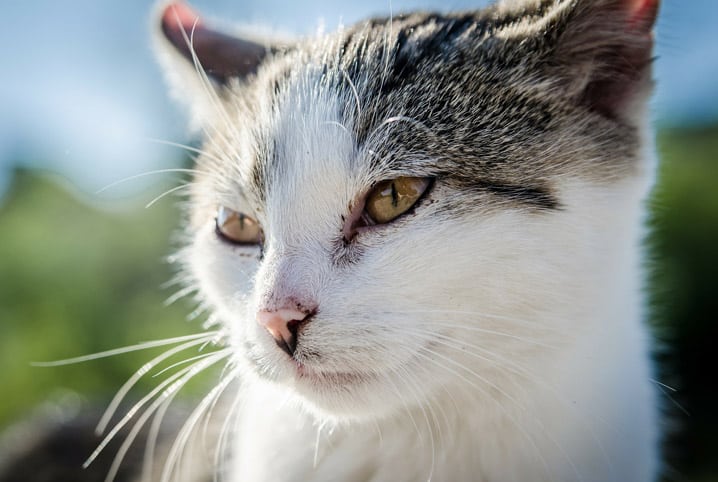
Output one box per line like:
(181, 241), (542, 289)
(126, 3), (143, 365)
(0, 1), (716, 480)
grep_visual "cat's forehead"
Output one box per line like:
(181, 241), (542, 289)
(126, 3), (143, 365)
(201, 4), (642, 208)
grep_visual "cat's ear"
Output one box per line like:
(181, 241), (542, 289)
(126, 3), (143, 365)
(530, 0), (659, 121)
(153, 1), (273, 127)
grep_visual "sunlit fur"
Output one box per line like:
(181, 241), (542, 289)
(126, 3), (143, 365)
(151, 0), (661, 480)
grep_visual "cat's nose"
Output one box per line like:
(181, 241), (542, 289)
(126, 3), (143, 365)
(256, 308), (310, 357)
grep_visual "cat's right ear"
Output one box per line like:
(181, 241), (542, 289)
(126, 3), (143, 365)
(153, 1), (273, 128)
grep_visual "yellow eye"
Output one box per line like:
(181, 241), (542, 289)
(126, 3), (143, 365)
(215, 206), (262, 245)
(364, 177), (431, 224)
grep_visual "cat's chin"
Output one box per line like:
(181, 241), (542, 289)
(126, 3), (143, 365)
(290, 377), (409, 422)
(240, 350), (417, 421)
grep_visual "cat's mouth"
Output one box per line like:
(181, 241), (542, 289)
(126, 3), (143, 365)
(293, 362), (371, 386)
(241, 341), (373, 388)
(241, 340), (437, 419)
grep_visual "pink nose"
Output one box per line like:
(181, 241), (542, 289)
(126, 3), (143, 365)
(256, 308), (310, 357)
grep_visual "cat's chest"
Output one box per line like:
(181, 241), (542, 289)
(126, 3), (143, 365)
(228, 383), (524, 482)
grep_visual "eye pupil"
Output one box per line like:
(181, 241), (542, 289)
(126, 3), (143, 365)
(364, 177), (431, 225)
(215, 206), (263, 245)
(390, 182), (398, 208)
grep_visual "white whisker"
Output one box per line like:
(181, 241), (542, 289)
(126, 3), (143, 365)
(97, 335), (218, 434)
(101, 352), (229, 482)
(145, 183), (195, 209)
(152, 351), (219, 378)
(416, 346), (524, 411)
(31, 333), (214, 367)
(145, 137), (226, 165)
(421, 321), (558, 349)
(160, 366), (236, 482)
(87, 363), (199, 471)
(386, 308), (561, 332)
(214, 382), (243, 481)
(95, 168), (201, 195)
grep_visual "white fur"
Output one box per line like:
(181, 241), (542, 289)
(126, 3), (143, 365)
(178, 70), (660, 481)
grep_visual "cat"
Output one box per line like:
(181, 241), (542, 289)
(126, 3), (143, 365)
(149, 0), (663, 480)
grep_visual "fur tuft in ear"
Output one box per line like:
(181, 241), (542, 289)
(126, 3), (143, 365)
(548, 0), (660, 120)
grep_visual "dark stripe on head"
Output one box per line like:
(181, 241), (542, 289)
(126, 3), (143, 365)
(460, 180), (560, 211)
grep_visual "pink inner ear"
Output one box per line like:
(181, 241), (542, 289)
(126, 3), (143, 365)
(161, 2), (204, 37)
(627, 0), (660, 31)
(159, 1), (268, 81)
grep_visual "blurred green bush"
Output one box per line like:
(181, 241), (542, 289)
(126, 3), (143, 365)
(651, 125), (718, 481)
(0, 171), (202, 430)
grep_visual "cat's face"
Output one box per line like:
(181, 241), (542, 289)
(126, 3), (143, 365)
(158, 0), (657, 421)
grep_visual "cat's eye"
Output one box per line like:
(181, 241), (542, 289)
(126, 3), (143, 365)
(215, 206), (263, 245)
(364, 177), (431, 224)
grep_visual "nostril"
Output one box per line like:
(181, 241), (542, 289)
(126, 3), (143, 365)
(256, 308), (314, 357)
(286, 318), (301, 340)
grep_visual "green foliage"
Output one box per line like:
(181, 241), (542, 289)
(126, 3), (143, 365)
(0, 170), (202, 430)
(650, 126), (718, 479)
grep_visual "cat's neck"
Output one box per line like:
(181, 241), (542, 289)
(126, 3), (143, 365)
(232, 332), (656, 482)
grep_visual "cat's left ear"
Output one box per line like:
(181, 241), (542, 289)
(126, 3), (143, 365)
(538, 0), (660, 121)
(153, 1), (275, 127)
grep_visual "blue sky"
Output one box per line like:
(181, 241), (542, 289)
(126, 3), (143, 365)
(1, 1), (716, 200)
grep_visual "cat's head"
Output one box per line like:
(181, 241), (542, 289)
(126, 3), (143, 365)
(155, 0), (658, 421)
